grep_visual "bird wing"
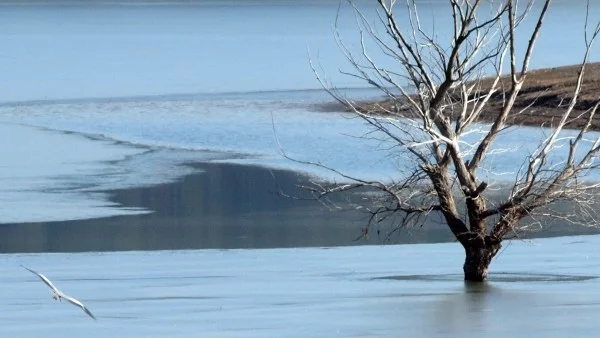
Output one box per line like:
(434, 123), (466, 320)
(59, 291), (97, 320)
(21, 265), (60, 293)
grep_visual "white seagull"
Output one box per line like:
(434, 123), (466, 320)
(22, 265), (96, 320)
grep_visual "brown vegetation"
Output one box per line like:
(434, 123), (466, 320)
(355, 62), (600, 130)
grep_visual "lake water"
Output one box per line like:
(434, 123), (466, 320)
(3, 235), (600, 337)
(0, 0), (598, 223)
(1, 1), (600, 336)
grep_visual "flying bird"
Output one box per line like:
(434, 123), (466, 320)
(21, 265), (96, 320)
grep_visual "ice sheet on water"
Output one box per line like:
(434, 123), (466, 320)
(0, 93), (398, 181)
(0, 123), (232, 223)
(3, 93), (599, 183)
(2, 235), (600, 337)
(0, 0), (598, 225)
(0, 123), (149, 222)
(2, 88), (600, 223)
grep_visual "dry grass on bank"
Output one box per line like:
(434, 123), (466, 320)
(323, 63), (600, 130)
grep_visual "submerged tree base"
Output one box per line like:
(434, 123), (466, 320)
(308, 0), (600, 285)
(463, 238), (501, 282)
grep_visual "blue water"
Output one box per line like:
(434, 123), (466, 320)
(1, 2), (600, 337)
(0, 0), (597, 102)
(0, 0), (359, 102)
(0, 0), (598, 223)
(3, 235), (600, 337)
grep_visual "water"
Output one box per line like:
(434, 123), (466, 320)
(0, 0), (357, 102)
(3, 93), (600, 224)
(0, 0), (597, 102)
(1, 2), (600, 334)
(2, 234), (600, 337)
(0, 0), (598, 223)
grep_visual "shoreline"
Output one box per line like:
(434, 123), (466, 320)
(318, 62), (600, 131)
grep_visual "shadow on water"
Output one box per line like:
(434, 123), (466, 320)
(1, 161), (599, 253)
(0, 162), (457, 253)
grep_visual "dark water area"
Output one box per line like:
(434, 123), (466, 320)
(0, 162), (459, 253)
(2, 162), (600, 254)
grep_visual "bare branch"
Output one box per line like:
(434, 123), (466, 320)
(294, 0), (600, 280)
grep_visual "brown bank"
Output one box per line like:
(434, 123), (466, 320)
(324, 62), (600, 130)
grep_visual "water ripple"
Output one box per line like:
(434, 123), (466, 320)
(375, 272), (597, 283)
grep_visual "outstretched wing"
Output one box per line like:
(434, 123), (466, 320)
(21, 265), (60, 293)
(59, 292), (97, 320)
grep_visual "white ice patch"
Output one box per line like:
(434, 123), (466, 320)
(0, 95), (396, 182)
(0, 123), (150, 222)
(3, 95), (600, 185)
(0, 123), (229, 223)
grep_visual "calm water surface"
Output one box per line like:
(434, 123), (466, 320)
(0, 0), (598, 223)
(2, 235), (600, 337)
(0, 0), (597, 102)
(1, 2), (600, 336)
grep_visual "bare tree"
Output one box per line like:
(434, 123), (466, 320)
(303, 0), (600, 281)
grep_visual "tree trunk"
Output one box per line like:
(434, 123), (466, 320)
(463, 239), (501, 282)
